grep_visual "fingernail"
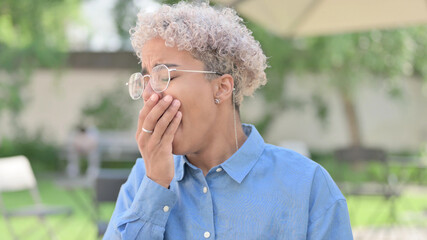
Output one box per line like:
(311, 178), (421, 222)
(150, 94), (157, 101)
(172, 99), (180, 106)
(163, 95), (172, 103)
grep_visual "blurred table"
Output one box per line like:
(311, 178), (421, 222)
(94, 168), (131, 237)
(95, 169), (131, 202)
(388, 155), (427, 185)
(55, 169), (132, 219)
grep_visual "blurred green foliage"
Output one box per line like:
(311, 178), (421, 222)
(113, 0), (139, 49)
(0, 0), (81, 127)
(0, 130), (61, 172)
(248, 22), (427, 141)
(313, 151), (427, 185)
(0, 0), (81, 170)
(81, 84), (135, 130)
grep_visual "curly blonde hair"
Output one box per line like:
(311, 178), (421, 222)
(130, 2), (267, 106)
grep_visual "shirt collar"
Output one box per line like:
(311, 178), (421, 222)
(174, 124), (265, 184)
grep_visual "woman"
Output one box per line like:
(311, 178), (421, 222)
(104, 2), (353, 239)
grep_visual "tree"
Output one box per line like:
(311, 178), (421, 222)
(0, 0), (81, 130)
(252, 25), (427, 147)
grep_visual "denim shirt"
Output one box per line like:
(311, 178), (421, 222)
(104, 124), (353, 239)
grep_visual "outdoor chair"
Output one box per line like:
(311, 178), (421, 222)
(0, 155), (73, 240)
(94, 168), (131, 238)
(335, 148), (402, 223)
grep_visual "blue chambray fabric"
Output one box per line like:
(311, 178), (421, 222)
(104, 124), (353, 240)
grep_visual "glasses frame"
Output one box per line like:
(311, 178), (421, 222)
(126, 64), (220, 100)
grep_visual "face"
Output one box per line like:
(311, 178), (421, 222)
(141, 38), (218, 155)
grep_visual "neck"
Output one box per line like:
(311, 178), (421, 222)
(186, 110), (247, 176)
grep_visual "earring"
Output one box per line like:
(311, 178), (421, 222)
(214, 98), (220, 104)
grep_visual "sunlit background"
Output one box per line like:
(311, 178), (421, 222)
(1, 0), (427, 239)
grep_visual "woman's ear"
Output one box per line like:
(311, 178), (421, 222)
(213, 74), (234, 103)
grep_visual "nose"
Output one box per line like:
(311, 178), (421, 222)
(142, 81), (162, 102)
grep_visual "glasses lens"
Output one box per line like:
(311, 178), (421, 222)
(151, 65), (170, 92)
(128, 72), (144, 100)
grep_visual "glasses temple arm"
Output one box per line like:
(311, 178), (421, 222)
(172, 69), (219, 74)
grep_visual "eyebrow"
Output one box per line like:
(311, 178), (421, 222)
(141, 63), (179, 74)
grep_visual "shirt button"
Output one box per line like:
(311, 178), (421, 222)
(163, 205), (169, 212)
(204, 231), (210, 238)
(216, 168), (223, 172)
(203, 187), (208, 194)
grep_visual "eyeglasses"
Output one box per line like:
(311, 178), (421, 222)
(126, 64), (219, 100)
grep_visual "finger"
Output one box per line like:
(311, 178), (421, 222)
(136, 94), (159, 139)
(162, 111), (182, 144)
(142, 95), (173, 135)
(136, 94), (158, 136)
(151, 99), (181, 142)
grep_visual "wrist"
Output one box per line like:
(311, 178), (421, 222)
(147, 176), (172, 189)
(158, 181), (171, 189)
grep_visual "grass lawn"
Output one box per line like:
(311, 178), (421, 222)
(0, 179), (114, 240)
(1, 177), (427, 240)
(348, 193), (427, 227)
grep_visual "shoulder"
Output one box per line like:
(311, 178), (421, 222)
(308, 163), (346, 221)
(257, 143), (345, 201)
(259, 143), (320, 177)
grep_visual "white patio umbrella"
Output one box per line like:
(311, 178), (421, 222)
(214, 0), (427, 37)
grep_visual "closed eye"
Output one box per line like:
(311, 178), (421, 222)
(169, 74), (178, 81)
